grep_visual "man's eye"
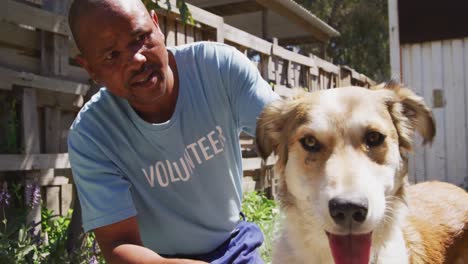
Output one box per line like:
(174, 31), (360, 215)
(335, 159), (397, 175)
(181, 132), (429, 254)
(105, 51), (119, 61)
(300, 135), (322, 152)
(136, 33), (148, 42)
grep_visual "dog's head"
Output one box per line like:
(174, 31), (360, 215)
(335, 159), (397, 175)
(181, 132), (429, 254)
(256, 83), (435, 263)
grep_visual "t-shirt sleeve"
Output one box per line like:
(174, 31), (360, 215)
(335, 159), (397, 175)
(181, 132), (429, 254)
(221, 46), (280, 136)
(68, 129), (137, 232)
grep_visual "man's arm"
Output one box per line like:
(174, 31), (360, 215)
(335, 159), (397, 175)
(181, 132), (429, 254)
(94, 216), (208, 264)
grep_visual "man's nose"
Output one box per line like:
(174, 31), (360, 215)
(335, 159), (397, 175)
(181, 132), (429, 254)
(128, 50), (147, 70)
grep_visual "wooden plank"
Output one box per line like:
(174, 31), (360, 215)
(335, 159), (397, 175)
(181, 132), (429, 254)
(259, 54), (270, 80)
(158, 15), (166, 37)
(277, 58), (286, 86)
(0, 46), (40, 76)
(286, 61), (294, 87)
(242, 156), (276, 171)
(41, 31), (69, 76)
(40, 4), (71, 208)
(410, 44), (425, 183)
(424, 41), (446, 182)
(223, 24), (272, 55)
(176, 22), (185, 45)
(465, 37), (468, 187)
(59, 112), (76, 152)
(194, 27), (203, 42)
(166, 19), (176, 47)
(216, 23), (225, 43)
(61, 184), (73, 216)
(313, 55), (340, 75)
(310, 75), (318, 91)
(388, 0), (401, 81)
(45, 186), (61, 214)
(22, 88), (40, 154)
(186, 24), (195, 44)
(267, 55), (276, 82)
(40, 175), (69, 186)
(41, 0), (71, 76)
(274, 85), (294, 97)
(309, 54), (319, 76)
(67, 65), (90, 83)
(0, 66), (89, 95)
(44, 107), (61, 153)
(0, 21), (40, 51)
(449, 39), (467, 186)
(401, 44), (416, 182)
(339, 67), (352, 87)
(21, 86), (41, 228)
(272, 44), (316, 68)
(294, 63), (301, 88)
(158, 0), (223, 30)
(0, 0), (70, 36)
(242, 157), (262, 171)
(69, 40), (80, 58)
(0, 153), (71, 171)
(37, 90), (84, 111)
(442, 40), (456, 183)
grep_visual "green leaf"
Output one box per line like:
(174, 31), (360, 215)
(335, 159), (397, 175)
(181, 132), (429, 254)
(17, 245), (34, 259)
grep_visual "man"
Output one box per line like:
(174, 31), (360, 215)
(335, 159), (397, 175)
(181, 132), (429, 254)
(67, 0), (279, 263)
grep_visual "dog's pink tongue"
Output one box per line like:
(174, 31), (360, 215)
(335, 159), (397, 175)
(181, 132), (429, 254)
(328, 233), (372, 264)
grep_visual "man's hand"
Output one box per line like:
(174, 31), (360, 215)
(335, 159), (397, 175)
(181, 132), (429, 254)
(94, 217), (209, 264)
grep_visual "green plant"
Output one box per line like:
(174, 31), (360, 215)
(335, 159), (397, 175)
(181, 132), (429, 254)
(242, 191), (280, 263)
(142, 0), (194, 25)
(0, 182), (104, 264)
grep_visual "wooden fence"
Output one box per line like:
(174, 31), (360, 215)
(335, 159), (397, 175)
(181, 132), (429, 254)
(0, 0), (374, 225)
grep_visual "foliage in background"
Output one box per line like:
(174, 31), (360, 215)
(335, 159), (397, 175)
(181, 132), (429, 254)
(294, 0), (390, 81)
(0, 181), (103, 264)
(142, 0), (194, 25)
(242, 191), (279, 263)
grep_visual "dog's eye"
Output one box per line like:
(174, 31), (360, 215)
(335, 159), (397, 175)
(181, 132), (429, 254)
(300, 136), (322, 152)
(365, 131), (386, 147)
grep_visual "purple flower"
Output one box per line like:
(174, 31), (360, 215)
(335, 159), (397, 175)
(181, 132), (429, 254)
(0, 182), (11, 208)
(88, 255), (98, 264)
(92, 238), (98, 255)
(25, 182), (41, 208)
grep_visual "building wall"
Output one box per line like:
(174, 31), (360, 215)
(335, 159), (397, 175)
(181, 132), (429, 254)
(400, 38), (468, 188)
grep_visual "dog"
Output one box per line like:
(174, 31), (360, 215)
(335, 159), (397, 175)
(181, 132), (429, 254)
(256, 83), (468, 264)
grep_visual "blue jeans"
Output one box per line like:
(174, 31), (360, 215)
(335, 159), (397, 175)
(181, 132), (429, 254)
(163, 220), (264, 264)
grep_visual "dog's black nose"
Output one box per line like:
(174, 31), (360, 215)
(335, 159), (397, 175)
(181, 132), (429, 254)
(329, 197), (368, 226)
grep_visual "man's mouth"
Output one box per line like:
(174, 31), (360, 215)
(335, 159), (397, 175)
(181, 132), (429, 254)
(130, 67), (159, 89)
(326, 232), (372, 264)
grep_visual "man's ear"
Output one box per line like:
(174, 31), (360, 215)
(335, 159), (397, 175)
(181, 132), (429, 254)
(150, 10), (159, 26)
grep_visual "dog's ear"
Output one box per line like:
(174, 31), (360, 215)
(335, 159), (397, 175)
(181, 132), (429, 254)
(256, 99), (287, 160)
(256, 93), (307, 161)
(384, 81), (436, 150)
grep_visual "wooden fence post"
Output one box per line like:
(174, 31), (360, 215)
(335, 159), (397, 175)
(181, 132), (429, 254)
(21, 87), (42, 228)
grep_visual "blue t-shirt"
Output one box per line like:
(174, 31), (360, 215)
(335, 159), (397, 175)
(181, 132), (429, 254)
(68, 42), (279, 255)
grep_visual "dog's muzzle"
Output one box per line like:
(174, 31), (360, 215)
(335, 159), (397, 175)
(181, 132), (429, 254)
(328, 196), (369, 228)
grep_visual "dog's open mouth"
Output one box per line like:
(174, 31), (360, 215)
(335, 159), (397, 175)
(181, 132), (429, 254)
(326, 232), (372, 264)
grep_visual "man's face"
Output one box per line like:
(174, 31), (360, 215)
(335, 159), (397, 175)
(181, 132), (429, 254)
(76, 2), (169, 108)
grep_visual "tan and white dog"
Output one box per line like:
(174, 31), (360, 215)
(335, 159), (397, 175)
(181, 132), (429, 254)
(256, 83), (468, 264)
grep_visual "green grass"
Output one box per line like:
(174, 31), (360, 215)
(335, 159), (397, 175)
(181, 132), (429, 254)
(242, 191), (280, 263)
